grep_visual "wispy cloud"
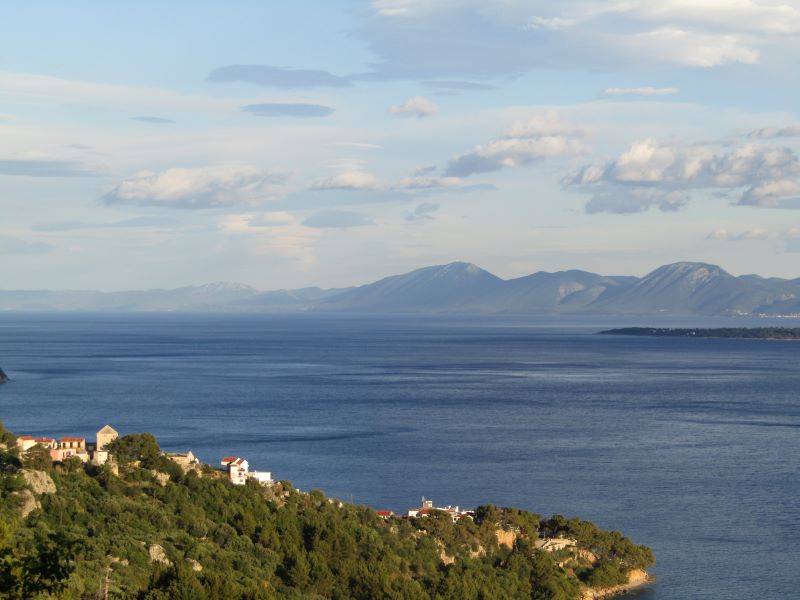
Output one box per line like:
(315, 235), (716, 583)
(603, 87), (679, 97)
(131, 116), (175, 124)
(0, 157), (101, 177)
(104, 165), (288, 209)
(33, 216), (176, 232)
(208, 64), (351, 88)
(242, 103), (334, 118)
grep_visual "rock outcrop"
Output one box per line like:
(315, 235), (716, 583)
(22, 469), (57, 495)
(14, 489), (41, 518)
(148, 544), (171, 565)
(495, 529), (517, 548)
(581, 569), (653, 599)
(187, 558), (203, 572)
(0, 368), (8, 384)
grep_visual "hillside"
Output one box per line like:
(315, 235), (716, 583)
(0, 423), (654, 600)
(2, 261), (798, 316)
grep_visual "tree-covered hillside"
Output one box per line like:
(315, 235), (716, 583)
(0, 423), (654, 599)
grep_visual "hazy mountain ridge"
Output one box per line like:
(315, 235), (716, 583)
(2, 261), (799, 315)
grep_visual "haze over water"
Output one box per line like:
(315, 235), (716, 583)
(2, 313), (798, 600)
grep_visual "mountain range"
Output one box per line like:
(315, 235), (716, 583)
(2, 261), (800, 316)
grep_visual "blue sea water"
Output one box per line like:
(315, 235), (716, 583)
(1, 313), (799, 600)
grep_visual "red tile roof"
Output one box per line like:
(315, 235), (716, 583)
(221, 456), (238, 464)
(35, 438), (55, 443)
(376, 510), (394, 517)
(18, 436), (34, 440)
(61, 437), (85, 442)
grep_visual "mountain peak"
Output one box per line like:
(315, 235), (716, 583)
(642, 262), (732, 283)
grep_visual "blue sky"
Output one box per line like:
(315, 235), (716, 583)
(2, 0), (800, 290)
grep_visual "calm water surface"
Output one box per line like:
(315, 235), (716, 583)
(1, 313), (798, 600)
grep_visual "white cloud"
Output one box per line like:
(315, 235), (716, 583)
(603, 87), (680, 97)
(617, 28), (760, 67)
(740, 178), (800, 206)
(445, 113), (589, 177)
(630, 0), (800, 36)
(104, 164), (288, 209)
(311, 170), (384, 190)
(389, 96), (438, 118)
(357, 0), (778, 81)
(566, 138), (800, 212)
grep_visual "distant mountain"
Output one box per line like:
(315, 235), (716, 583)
(318, 262), (504, 312)
(1, 261), (799, 316)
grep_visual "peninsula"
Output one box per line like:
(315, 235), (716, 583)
(0, 422), (654, 600)
(599, 327), (800, 340)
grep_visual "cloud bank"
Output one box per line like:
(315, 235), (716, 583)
(566, 138), (800, 213)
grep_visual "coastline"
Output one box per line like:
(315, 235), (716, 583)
(582, 569), (654, 599)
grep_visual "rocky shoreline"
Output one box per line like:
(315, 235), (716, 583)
(582, 569), (654, 599)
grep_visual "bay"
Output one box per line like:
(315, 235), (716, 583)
(1, 313), (798, 599)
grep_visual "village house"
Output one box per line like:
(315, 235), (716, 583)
(90, 425), (118, 466)
(60, 437), (86, 450)
(16, 425), (119, 466)
(375, 510), (395, 519)
(15, 436), (37, 451)
(221, 457), (250, 485)
(220, 456), (273, 486)
(165, 450), (200, 472)
(407, 497), (470, 522)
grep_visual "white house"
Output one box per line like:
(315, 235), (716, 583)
(221, 457), (249, 485)
(248, 470), (273, 485)
(220, 456), (273, 486)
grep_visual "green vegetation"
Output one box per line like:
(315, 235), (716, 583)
(0, 423), (654, 599)
(599, 327), (800, 339)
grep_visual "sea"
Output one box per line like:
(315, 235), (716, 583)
(1, 312), (798, 600)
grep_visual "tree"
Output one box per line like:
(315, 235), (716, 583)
(22, 445), (52, 471)
(107, 433), (161, 467)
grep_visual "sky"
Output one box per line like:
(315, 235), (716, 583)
(3, 0), (800, 291)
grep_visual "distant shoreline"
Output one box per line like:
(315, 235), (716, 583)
(599, 327), (800, 340)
